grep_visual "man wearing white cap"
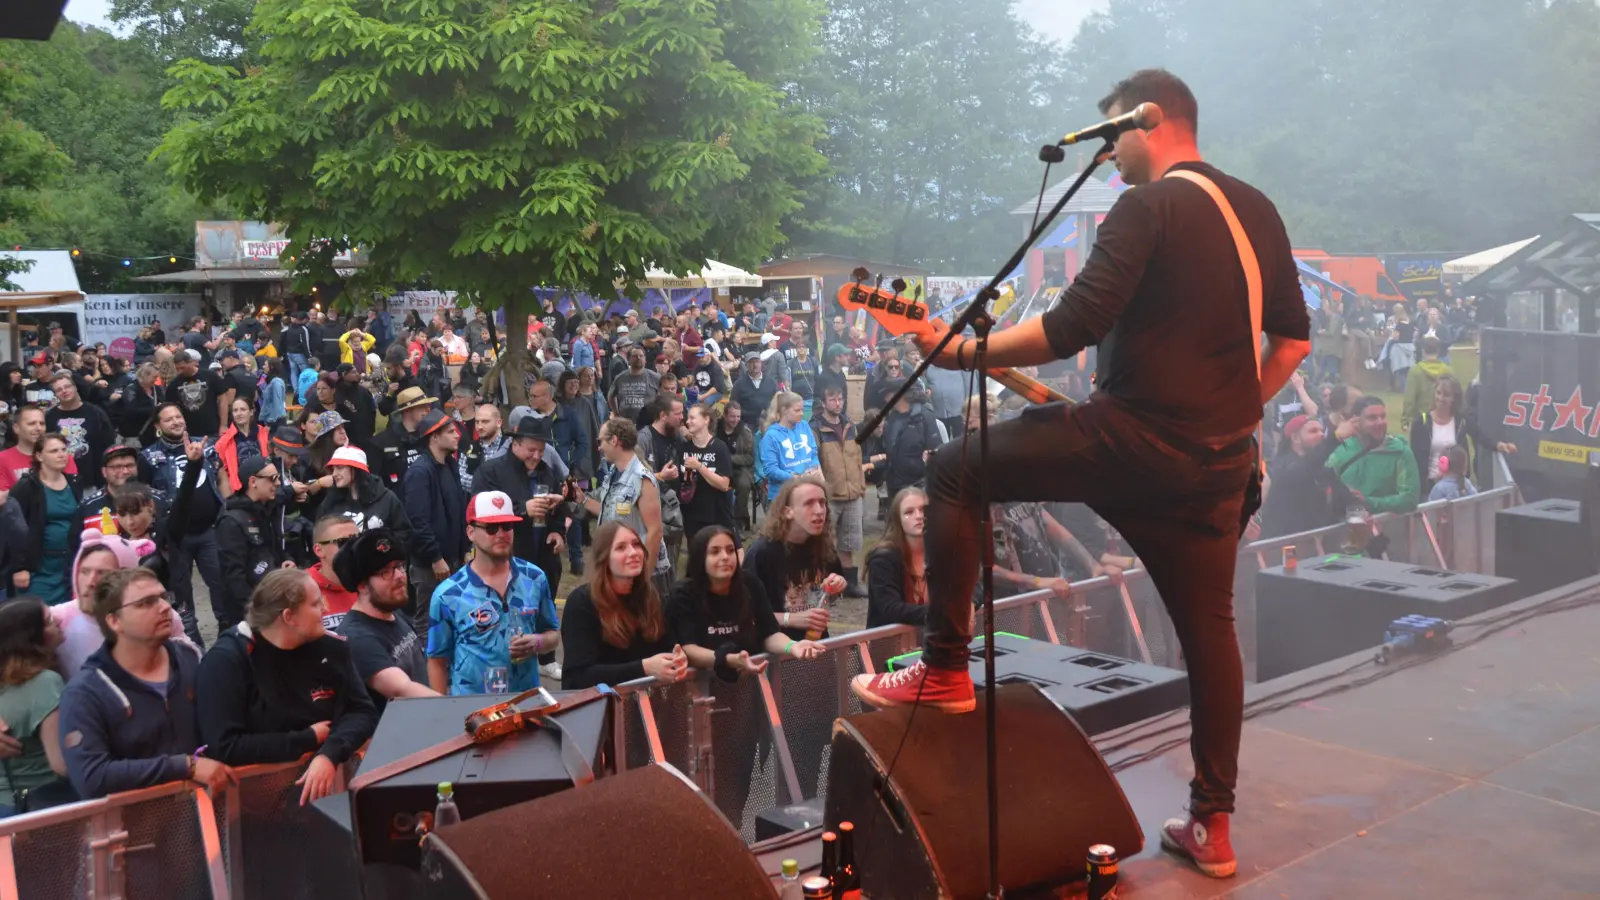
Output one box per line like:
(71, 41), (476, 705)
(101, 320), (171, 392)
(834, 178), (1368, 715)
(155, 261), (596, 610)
(315, 446), (414, 548)
(426, 491), (561, 695)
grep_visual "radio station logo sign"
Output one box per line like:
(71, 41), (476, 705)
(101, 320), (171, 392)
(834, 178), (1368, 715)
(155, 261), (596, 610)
(1503, 383), (1599, 465)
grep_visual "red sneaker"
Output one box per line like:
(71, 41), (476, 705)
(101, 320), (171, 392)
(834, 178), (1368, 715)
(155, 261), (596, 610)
(1160, 812), (1237, 878)
(850, 662), (976, 713)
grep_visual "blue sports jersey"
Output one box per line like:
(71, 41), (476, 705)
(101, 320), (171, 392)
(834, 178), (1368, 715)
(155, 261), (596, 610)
(425, 557), (559, 696)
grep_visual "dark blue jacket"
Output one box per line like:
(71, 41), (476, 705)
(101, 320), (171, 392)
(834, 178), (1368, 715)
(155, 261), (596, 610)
(141, 437), (225, 508)
(545, 406), (591, 481)
(401, 452), (468, 566)
(57, 641), (203, 800)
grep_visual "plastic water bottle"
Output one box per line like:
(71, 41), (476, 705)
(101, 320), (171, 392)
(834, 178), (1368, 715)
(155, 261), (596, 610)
(434, 782), (461, 829)
(778, 859), (803, 899)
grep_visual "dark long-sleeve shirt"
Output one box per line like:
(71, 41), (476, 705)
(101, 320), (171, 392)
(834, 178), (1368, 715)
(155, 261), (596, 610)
(558, 584), (676, 689)
(864, 546), (928, 628)
(197, 626), (377, 766)
(1039, 161), (1310, 442)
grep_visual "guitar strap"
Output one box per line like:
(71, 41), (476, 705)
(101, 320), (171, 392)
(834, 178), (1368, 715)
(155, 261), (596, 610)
(1164, 168), (1266, 480)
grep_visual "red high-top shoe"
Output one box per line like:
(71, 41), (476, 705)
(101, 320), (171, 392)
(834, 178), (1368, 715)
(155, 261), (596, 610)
(850, 662), (976, 713)
(1160, 812), (1237, 878)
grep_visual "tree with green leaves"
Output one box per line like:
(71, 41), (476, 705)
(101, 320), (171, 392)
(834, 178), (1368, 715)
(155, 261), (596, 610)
(1058, 0), (1600, 252)
(0, 23), (213, 292)
(0, 61), (70, 291)
(158, 0), (826, 403)
(111, 0), (256, 68)
(786, 0), (1068, 272)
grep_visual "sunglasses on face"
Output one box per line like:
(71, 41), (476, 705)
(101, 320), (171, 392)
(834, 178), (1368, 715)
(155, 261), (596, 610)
(475, 522), (514, 535)
(253, 472), (281, 483)
(319, 535), (353, 548)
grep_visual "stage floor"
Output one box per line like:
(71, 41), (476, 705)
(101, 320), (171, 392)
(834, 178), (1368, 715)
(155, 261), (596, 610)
(1108, 578), (1600, 899)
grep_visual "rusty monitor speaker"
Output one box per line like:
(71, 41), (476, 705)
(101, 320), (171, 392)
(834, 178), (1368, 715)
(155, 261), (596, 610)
(419, 763), (777, 899)
(825, 682), (1142, 900)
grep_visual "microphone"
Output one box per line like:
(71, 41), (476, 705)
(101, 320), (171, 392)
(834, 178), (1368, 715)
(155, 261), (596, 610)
(1057, 102), (1163, 147)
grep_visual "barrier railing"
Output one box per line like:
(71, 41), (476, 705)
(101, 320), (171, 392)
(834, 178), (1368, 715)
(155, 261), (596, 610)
(0, 484), (1524, 896)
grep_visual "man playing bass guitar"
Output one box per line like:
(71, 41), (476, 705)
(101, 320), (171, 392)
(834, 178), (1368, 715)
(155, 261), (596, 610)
(851, 69), (1311, 879)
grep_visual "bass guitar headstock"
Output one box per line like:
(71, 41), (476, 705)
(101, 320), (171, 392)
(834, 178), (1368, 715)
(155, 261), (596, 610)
(837, 271), (931, 338)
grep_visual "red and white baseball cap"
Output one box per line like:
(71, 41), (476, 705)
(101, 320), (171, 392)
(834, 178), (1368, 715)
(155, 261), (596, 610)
(328, 446), (370, 472)
(468, 491), (522, 525)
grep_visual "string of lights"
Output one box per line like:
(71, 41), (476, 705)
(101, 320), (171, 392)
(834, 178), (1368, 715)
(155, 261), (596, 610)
(8, 244), (196, 267)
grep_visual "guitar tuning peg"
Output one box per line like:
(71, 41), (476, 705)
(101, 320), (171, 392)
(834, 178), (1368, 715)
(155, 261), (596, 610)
(850, 266), (870, 282)
(912, 283), (924, 301)
(890, 277), (907, 294)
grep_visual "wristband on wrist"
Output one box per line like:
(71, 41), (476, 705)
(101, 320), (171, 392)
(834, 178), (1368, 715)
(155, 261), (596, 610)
(783, 639), (796, 656)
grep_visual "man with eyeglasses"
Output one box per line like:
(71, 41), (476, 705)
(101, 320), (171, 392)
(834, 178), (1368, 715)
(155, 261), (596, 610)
(58, 568), (236, 800)
(215, 457), (296, 632)
(426, 491), (560, 695)
(334, 528), (437, 714)
(307, 516), (360, 630)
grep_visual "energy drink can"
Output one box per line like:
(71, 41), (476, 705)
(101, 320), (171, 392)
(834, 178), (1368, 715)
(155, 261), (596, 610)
(1282, 545), (1297, 572)
(1087, 844), (1119, 900)
(801, 876), (833, 898)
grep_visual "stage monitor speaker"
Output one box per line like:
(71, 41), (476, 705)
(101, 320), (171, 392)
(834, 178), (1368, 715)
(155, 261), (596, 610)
(825, 682), (1142, 900)
(1499, 498), (1597, 598)
(420, 763), (777, 899)
(2, 0), (68, 39)
(350, 692), (612, 868)
(1256, 555), (1522, 680)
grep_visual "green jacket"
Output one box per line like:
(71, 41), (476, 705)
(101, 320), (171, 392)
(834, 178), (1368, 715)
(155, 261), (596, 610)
(1401, 359), (1453, 431)
(1325, 435), (1420, 514)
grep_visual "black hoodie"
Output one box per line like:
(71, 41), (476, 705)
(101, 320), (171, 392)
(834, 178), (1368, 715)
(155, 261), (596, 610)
(197, 624), (377, 766)
(316, 470), (414, 549)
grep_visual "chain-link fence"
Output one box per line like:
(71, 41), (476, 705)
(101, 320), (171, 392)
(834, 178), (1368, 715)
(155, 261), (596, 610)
(0, 487), (1524, 899)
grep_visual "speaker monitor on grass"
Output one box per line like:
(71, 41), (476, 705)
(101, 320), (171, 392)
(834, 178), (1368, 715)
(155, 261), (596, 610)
(825, 682), (1143, 900)
(420, 763), (777, 899)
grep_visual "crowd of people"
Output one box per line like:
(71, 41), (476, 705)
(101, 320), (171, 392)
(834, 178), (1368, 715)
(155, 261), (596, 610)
(0, 296), (1134, 820)
(0, 285), (1503, 819)
(1258, 289), (1516, 541)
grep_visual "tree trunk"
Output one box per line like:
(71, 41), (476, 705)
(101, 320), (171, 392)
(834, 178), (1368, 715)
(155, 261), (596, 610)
(482, 291), (540, 410)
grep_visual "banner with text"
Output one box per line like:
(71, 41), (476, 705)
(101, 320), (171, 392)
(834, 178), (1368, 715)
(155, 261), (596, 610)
(84, 294), (204, 357)
(1479, 327), (1600, 501)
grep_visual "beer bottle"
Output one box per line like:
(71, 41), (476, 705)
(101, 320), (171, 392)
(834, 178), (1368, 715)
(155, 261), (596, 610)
(819, 830), (838, 895)
(835, 821), (861, 898)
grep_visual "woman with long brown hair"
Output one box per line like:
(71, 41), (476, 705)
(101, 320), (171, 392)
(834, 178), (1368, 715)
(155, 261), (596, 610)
(1409, 372), (1469, 493)
(560, 522), (687, 689)
(0, 598), (74, 815)
(866, 487), (929, 628)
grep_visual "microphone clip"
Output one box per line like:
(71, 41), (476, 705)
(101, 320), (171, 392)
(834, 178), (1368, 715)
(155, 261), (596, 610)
(1037, 145), (1066, 164)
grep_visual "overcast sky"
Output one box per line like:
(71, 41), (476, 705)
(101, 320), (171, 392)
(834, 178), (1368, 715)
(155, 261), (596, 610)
(64, 0), (1106, 45)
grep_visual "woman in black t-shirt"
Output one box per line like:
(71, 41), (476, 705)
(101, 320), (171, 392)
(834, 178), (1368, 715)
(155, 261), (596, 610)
(665, 526), (822, 832)
(677, 404), (737, 545)
(561, 522), (687, 690)
(668, 526), (824, 680)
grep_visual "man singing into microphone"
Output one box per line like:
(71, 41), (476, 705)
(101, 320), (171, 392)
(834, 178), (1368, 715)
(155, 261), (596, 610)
(851, 69), (1311, 879)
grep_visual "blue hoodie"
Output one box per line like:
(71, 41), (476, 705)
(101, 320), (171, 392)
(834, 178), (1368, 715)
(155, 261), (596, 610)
(57, 640), (204, 800)
(759, 420), (820, 500)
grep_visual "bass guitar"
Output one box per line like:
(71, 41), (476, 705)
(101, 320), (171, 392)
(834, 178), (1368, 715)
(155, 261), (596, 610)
(835, 277), (1067, 405)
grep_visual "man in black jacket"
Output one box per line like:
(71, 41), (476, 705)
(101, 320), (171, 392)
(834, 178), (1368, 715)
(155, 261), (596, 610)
(372, 386), (435, 491)
(279, 308), (319, 387)
(401, 411), (468, 635)
(215, 457), (293, 631)
(1260, 414), (1351, 539)
(474, 415), (570, 588)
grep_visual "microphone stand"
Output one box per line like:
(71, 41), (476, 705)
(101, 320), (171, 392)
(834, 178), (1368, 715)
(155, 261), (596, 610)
(856, 139), (1114, 900)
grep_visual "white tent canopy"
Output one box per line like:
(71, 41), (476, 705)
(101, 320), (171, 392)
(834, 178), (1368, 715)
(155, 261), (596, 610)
(0, 250), (86, 308)
(632, 259), (762, 290)
(1444, 237), (1538, 278)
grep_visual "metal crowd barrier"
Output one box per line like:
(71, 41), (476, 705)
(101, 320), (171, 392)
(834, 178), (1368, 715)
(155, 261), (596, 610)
(0, 485), (1523, 898)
